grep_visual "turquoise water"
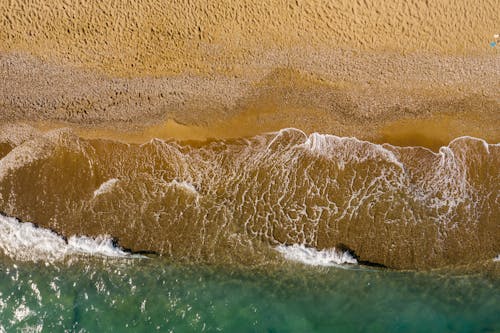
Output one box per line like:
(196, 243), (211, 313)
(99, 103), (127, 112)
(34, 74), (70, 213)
(0, 257), (498, 332)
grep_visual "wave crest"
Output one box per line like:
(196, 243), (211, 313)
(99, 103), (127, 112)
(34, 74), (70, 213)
(275, 244), (358, 266)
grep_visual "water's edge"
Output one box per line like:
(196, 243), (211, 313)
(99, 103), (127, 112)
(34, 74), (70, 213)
(1, 125), (498, 270)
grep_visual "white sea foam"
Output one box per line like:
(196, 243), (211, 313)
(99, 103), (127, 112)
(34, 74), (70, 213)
(0, 128), (75, 183)
(297, 131), (405, 170)
(0, 214), (139, 263)
(0, 123), (40, 146)
(93, 178), (119, 197)
(0, 137), (54, 182)
(275, 244), (358, 266)
(168, 179), (199, 195)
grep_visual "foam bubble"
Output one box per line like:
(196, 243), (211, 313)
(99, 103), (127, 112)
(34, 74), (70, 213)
(0, 123), (40, 146)
(0, 128), (75, 182)
(0, 214), (140, 263)
(275, 244), (358, 266)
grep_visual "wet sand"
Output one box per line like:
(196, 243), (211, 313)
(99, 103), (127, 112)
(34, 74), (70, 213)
(1, 51), (499, 150)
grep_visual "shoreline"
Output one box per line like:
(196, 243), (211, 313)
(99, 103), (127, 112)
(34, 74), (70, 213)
(1, 50), (499, 150)
(26, 116), (500, 152)
(1, 0), (498, 273)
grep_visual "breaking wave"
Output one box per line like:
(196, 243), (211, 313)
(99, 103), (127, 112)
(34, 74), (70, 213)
(275, 244), (357, 266)
(0, 214), (141, 263)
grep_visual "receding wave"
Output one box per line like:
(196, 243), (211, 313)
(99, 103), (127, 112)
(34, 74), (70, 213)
(0, 125), (498, 269)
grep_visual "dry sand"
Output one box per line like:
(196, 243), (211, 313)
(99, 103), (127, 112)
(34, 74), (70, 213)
(0, 0), (499, 145)
(1, 0), (498, 76)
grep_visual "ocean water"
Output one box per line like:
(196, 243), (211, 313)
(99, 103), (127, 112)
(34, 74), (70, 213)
(0, 256), (499, 332)
(1, 125), (499, 331)
(0, 214), (498, 332)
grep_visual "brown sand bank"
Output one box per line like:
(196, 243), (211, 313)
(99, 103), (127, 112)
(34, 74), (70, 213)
(0, 125), (498, 270)
(1, 51), (499, 150)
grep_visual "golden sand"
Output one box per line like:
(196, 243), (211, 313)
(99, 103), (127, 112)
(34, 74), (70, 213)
(1, 0), (498, 76)
(1, 0), (499, 145)
(1, 53), (498, 149)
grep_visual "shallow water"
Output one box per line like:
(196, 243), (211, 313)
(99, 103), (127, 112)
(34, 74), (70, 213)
(0, 257), (498, 332)
(0, 126), (498, 269)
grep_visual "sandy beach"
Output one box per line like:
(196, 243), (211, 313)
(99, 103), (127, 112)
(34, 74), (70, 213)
(1, 2), (500, 331)
(0, 0), (498, 147)
(0, 0), (499, 270)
